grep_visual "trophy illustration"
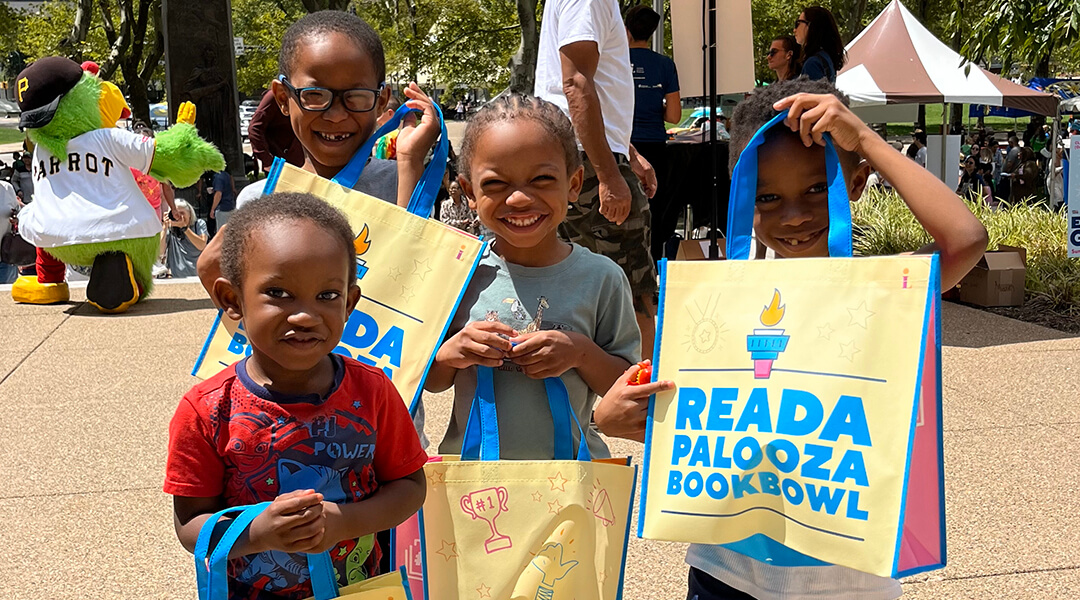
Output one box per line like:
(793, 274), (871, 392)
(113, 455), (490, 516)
(461, 487), (513, 553)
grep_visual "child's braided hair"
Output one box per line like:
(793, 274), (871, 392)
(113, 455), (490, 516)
(457, 94), (581, 181)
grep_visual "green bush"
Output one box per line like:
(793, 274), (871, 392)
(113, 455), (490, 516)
(852, 188), (1080, 314)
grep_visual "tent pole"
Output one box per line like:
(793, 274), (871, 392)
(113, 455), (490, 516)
(707, 0), (720, 259)
(1051, 103), (1062, 208)
(941, 102), (949, 187)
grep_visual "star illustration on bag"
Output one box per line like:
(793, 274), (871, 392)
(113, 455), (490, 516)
(548, 499), (564, 515)
(412, 258), (433, 280)
(548, 472), (568, 491)
(387, 266), (402, 281)
(532, 491), (543, 502)
(817, 324), (834, 340)
(476, 583), (492, 598)
(838, 340), (861, 361)
(435, 540), (458, 561)
(847, 301), (875, 328)
(401, 285), (415, 302)
(427, 469), (445, 487)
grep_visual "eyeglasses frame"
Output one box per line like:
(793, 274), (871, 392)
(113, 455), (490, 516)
(277, 75), (386, 113)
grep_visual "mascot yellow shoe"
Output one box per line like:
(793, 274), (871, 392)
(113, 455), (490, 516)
(11, 275), (69, 304)
(12, 56), (224, 313)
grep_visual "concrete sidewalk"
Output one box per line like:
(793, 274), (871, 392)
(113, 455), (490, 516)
(0, 283), (1077, 599)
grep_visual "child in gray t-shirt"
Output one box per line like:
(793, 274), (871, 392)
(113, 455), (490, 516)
(424, 94), (640, 459)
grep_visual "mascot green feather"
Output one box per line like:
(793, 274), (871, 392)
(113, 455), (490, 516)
(13, 57), (224, 313)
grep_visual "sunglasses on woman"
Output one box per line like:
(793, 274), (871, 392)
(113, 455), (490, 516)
(795, 18), (809, 28)
(277, 75), (385, 113)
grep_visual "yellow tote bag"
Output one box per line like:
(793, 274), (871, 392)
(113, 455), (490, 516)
(306, 569), (411, 600)
(638, 114), (945, 578)
(193, 148), (485, 412)
(195, 502), (412, 600)
(420, 368), (637, 599)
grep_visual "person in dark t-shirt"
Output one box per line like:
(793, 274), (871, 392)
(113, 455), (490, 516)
(625, 5), (680, 262)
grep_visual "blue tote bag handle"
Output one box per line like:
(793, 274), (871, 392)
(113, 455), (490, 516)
(461, 366), (591, 462)
(194, 502), (340, 600)
(726, 112), (853, 260)
(330, 101), (449, 218)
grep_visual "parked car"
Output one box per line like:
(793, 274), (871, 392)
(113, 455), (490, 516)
(148, 103), (169, 130)
(239, 105), (256, 140)
(0, 98), (19, 117)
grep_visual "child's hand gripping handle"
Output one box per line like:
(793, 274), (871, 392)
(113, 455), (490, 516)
(330, 103), (449, 218)
(725, 112), (853, 260)
(193, 502), (340, 600)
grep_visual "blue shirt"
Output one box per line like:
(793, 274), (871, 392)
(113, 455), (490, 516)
(212, 170), (236, 212)
(801, 50), (836, 83)
(629, 47), (680, 144)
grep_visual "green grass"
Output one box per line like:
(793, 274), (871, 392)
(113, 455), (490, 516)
(0, 127), (25, 145)
(852, 188), (1079, 313)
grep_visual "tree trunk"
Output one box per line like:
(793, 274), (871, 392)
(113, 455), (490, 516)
(1035, 48), (1052, 78)
(124, 0), (156, 127)
(59, 0), (94, 59)
(917, 104), (926, 130)
(402, 0), (420, 83)
(843, 0), (868, 44)
(509, 0), (539, 94)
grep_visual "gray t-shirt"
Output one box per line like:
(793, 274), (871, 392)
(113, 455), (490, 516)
(235, 158), (400, 208)
(165, 219), (209, 278)
(438, 244), (641, 460)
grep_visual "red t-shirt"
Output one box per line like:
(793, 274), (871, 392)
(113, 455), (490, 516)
(164, 355), (427, 600)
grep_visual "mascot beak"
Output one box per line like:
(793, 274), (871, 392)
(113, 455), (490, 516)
(98, 80), (131, 127)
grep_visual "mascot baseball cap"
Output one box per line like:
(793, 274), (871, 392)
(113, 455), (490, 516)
(16, 56), (85, 130)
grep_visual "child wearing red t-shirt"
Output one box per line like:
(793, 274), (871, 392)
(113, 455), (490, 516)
(164, 192), (427, 600)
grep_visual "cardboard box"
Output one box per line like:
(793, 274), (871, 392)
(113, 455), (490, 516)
(675, 238), (725, 260)
(957, 245), (1027, 307)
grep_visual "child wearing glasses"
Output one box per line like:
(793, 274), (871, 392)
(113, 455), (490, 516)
(197, 10), (441, 293)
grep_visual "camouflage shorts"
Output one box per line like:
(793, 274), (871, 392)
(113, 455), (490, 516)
(559, 153), (657, 313)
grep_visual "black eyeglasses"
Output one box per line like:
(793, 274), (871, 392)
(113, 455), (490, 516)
(794, 18), (809, 28)
(277, 75), (384, 113)
(766, 48), (780, 57)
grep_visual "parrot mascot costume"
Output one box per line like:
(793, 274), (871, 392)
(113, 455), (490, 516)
(12, 56), (225, 313)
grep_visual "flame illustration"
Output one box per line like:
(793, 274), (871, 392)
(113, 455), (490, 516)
(353, 224), (371, 256)
(760, 289), (785, 327)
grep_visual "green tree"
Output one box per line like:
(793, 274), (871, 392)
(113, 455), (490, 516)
(963, 0), (1080, 78)
(16, 0), (166, 124)
(356, 0), (520, 97)
(232, 0), (305, 96)
(18, 0), (110, 65)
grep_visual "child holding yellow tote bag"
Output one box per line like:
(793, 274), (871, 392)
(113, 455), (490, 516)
(598, 78), (988, 599)
(414, 95), (643, 599)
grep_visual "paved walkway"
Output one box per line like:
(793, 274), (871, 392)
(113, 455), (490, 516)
(0, 282), (1077, 598)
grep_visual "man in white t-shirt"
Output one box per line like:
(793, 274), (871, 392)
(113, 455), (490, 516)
(535, 0), (659, 358)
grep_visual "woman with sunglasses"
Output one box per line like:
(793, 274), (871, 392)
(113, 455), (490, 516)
(766, 35), (801, 82)
(793, 6), (846, 83)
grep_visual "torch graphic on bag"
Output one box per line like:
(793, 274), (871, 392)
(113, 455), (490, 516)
(746, 289), (789, 379)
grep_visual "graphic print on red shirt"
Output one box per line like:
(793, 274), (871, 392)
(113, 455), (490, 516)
(165, 355), (427, 600)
